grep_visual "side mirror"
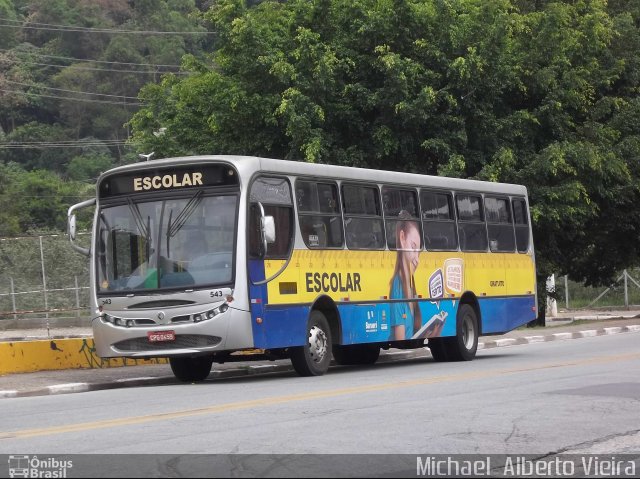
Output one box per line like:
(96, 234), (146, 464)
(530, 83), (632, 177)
(257, 202), (276, 255)
(263, 215), (276, 244)
(69, 214), (78, 242)
(67, 198), (96, 257)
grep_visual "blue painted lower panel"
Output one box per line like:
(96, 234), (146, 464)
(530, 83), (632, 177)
(253, 305), (310, 349)
(479, 296), (537, 334)
(253, 296), (536, 349)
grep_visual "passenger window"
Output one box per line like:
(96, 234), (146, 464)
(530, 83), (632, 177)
(382, 187), (421, 250)
(485, 196), (515, 252)
(249, 177), (294, 259)
(512, 198), (530, 253)
(420, 190), (458, 251)
(342, 184), (385, 250)
(297, 180), (343, 249)
(456, 194), (487, 251)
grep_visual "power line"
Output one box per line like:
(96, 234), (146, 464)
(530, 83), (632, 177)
(6, 195), (95, 198)
(0, 18), (213, 35)
(0, 49), (184, 68)
(2, 57), (189, 75)
(0, 145), (129, 149)
(0, 88), (143, 106)
(2, 139), (128, 145)
(1, 138), (127, 144)
(4, 80), (140, 100)
(0, 142), (130, 149)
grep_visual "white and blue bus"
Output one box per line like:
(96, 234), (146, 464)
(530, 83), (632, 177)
(68, 155), (536, 381)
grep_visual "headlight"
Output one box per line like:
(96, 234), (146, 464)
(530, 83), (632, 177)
(103, 314), (134, 327)
(195, 303), (230, 323)
(102, 313), (119, 324)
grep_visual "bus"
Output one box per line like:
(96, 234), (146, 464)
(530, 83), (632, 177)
(68, 155), (536, 381)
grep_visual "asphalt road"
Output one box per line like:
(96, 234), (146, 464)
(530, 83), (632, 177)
(2, 315), (639, 397)
(0, 332), (638, 464)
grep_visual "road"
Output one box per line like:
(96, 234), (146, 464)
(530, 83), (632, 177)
(0, 332), (639, 475)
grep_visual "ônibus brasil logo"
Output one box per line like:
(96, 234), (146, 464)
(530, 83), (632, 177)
(8, 455), (73, 478)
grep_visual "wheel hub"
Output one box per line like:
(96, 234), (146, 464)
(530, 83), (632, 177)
(308, 325), (328, 363)
(462, 314), (476, 349)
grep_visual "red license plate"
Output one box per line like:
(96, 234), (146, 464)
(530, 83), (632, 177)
(147, 331), (176, 343)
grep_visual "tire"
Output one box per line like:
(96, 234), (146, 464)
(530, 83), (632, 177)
(169, 355), (214, 382)
(447, 303), (479, 361)
(428, 337), (449, 362)
(332, 343), (380, 365)
(290, 310), (333, 376)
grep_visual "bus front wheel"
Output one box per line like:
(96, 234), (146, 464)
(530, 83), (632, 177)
(290, 310), (333, 376)
(170, 355), (214, 382)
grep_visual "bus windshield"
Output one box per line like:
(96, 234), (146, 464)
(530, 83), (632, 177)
(97, 193), (237, 293)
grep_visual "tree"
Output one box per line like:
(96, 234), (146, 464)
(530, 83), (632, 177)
(0, 0), (18, 49)
(0, 162), (22, 236)
(129, 0), (640, 317)
(0, 0), (211, 178)
(0, 167), (92, 233)
(66, 151), (113, 181)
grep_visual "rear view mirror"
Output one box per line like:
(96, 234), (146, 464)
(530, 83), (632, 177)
(257, 202), (276, 254)
(68, 198), (96, 256)
(263, 215), (276, 244)
(69, 214), (78, 241)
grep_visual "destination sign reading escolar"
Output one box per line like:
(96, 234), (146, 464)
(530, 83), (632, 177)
(99, 164), (239, 197)
(133, 172), (203, 191)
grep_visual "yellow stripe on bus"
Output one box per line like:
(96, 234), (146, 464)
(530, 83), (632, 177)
(264, 250), (535, 304)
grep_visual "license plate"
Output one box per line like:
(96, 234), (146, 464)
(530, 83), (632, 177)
(147, 331), (176, 343)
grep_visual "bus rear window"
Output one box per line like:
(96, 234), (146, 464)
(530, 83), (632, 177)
(512, 198), (530, 253)
(485, 196), (515, 252)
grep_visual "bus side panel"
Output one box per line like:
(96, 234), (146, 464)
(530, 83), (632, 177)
(248, 259), (267, 348)
(258, 306), (310, 349)
(249, 259), (309, 349)
(479, 296), (537, 334)
(337, 303), (392, 344)
(337, 299), (460, 344)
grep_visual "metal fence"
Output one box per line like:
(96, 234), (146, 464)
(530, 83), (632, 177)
(0, 234), (91, 320)
(2, 234), (639, 321)
(547, 269), (640, 314)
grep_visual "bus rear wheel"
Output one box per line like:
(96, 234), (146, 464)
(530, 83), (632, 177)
(332, 343), (380, 365)
(428, 337), (449, 362)
(290, 310), (332, 376)
(447, 303), (479, 361)
(170, 355), (214, 382)
(429, 304), (478, 362)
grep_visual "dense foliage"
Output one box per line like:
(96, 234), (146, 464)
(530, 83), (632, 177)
(0, 0), (210, 234)
(2, 0), (640, 296)
(130, 0), (640, 290)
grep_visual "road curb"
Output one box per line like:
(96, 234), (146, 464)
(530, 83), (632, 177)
(2, 323), (639, 399)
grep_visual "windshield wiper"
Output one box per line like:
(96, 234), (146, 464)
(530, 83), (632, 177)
(166, 191), (204, 239)
(126, 198), (152, 263)
(126, 198), (150, 240)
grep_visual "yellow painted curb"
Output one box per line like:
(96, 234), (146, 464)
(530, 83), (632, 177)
(0, 338), (167, 375)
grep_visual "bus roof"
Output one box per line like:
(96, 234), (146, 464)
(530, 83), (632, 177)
(98, 155), (528, 196)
